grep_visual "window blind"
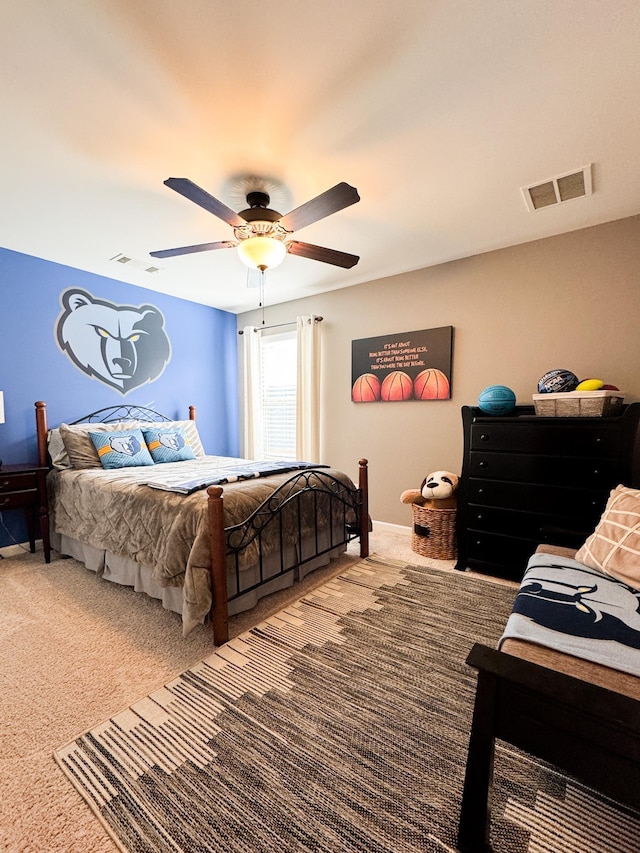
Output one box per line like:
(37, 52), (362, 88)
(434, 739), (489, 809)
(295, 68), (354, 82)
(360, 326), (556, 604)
(260, 332), (296, 460)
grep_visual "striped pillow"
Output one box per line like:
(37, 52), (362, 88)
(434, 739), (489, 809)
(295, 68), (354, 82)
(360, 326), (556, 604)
(575, 485), (640, 590)
(143, 420), (205, 457)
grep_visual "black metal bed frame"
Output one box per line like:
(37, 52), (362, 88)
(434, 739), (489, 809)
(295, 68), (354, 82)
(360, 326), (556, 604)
(35, 401), (369, 645)
(224, 468), (365, 603)
(67, 404), (175, 424)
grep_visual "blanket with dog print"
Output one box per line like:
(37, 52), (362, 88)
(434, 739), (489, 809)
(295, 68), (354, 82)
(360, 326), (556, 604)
(499, 552), (640, 677)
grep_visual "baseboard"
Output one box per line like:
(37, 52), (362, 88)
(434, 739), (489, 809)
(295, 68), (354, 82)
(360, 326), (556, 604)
(0, 541), (38, 558)
(372, 520), (411, 535)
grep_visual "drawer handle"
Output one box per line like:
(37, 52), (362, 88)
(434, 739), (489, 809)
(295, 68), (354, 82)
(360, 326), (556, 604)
(479, 461), (488, 468)
(476, 513), (483, 521)
(0, 496), (10, 506)
(480, 434), (489, 441)
(1, 480), (11, 489)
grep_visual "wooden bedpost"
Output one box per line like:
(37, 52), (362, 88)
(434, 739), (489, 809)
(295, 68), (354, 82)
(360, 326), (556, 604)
(358, 458), (369, 558)
(207, 485), (229, 646)
(189, 405), (196, 421)
(35, 401), (48, 468)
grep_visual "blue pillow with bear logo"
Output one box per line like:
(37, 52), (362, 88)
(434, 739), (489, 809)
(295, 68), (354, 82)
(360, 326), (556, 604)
(142, 426), (197, 463)
(89, 429), (155, 469)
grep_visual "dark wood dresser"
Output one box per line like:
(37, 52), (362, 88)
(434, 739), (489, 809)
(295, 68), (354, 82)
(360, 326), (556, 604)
(455, 402), (640, 580)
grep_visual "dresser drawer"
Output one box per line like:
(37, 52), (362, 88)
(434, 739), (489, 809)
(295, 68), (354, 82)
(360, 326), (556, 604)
(0, 489), (39, 510)
(467, 479), (607, 522)
(0, 471), (39, 492)
(470, 422), (619, 456)
(464, 507), (594, 551)
(468, 451), (617, 487)
(463, 529), (538, 570)
(463, 505), (593, 542)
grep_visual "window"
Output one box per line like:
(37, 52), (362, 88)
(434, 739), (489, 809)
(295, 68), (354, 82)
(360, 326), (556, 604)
(243, 315), (320, 463)
(259, 330), (296, 460)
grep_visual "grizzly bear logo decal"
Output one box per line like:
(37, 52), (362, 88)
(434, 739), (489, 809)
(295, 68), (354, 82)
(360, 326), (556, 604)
(55, 289), (171, 395)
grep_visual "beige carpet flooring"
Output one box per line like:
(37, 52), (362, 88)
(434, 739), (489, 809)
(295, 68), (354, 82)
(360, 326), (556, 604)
(0, 528), (508, 853)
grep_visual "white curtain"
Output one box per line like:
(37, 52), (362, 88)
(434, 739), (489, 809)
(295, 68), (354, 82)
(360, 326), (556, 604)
(242, 325), (263, 459)
(296, 314), (322, 461)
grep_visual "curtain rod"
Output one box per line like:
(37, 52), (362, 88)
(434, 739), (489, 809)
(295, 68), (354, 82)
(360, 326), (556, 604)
(238, 316), (323, 335)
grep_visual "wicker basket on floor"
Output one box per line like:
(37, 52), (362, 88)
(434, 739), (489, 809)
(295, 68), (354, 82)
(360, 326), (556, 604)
(411, 503), (458, 560)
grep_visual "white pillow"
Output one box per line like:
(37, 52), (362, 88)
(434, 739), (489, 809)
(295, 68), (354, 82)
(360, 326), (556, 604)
(47, 428), (69, 469)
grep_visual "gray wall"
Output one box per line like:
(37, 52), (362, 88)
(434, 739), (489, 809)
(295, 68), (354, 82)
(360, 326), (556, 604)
(238, 215), (640, 526)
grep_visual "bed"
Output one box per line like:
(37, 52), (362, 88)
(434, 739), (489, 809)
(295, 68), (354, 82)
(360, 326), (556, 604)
(457, 479), (640, 847)
(35, 401), (369, 645)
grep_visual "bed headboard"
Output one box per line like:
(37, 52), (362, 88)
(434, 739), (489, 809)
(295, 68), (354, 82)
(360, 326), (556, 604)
(35, 401), (196, 468)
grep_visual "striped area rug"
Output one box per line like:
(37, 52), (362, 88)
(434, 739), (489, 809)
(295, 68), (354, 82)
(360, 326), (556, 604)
(55, 556), (640, 853)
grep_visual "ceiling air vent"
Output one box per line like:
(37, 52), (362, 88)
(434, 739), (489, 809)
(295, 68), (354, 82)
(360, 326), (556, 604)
(109, 253), (162, 273)
(522, 164), (592, 212)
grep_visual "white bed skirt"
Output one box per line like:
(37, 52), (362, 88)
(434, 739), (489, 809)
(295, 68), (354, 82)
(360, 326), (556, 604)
(51, 530), (345, 623)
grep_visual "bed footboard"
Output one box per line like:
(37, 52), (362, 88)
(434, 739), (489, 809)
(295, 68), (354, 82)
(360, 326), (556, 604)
(458, 643), (640, 853)
(207, 459), (369, 646)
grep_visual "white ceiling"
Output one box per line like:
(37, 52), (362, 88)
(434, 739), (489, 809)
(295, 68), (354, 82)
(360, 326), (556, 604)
(2, 1), (640, 313)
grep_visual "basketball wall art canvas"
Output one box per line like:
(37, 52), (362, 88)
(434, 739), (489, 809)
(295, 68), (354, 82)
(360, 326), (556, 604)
(351, 326), (453, 403)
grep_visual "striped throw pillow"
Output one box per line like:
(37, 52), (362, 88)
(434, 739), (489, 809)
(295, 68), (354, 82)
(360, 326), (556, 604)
(575, 485), (640, 590)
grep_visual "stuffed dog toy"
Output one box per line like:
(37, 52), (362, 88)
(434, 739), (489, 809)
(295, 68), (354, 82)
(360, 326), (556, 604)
(400, 470), (459, 509)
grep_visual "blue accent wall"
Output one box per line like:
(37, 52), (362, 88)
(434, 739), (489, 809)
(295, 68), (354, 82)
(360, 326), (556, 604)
(0, 246), (239, 548)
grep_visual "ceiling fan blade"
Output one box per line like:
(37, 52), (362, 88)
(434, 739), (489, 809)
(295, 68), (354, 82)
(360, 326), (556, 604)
(286, 241), (360, 269)
(164, 178), (245, 227)
(150, 240), (236, 259)
(279, 182), (360, 232)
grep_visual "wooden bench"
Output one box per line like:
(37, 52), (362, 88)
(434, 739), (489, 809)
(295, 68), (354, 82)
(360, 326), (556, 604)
(457, 545), (640, 853)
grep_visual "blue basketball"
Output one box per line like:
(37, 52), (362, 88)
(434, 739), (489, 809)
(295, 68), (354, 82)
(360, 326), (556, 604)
(537, 368), (579, 394)
(478, 385), (516, 415)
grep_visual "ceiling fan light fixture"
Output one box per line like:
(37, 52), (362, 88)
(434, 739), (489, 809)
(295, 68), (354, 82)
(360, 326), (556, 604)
(237, 236), (287, 271)
(153, 177), (360, 271)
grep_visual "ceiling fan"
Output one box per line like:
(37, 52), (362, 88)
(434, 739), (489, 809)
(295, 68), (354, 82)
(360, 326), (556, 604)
(150, 177), (361, 272)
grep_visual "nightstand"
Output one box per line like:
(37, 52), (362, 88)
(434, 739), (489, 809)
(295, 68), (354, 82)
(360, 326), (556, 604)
(0, 464), (51, 562)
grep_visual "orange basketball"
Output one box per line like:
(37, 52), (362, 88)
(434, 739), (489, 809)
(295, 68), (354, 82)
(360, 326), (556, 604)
(380, 370), (413, 401)
(413, 368), (450, 400)
(352, 373), (381, 402)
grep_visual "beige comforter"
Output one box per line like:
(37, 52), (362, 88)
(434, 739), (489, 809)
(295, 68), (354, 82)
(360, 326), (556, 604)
(47, 457), (356, 634)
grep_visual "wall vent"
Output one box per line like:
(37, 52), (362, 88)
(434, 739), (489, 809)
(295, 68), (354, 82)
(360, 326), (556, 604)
(109, 253), (162, 273)
(522, 164), (592, 212)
